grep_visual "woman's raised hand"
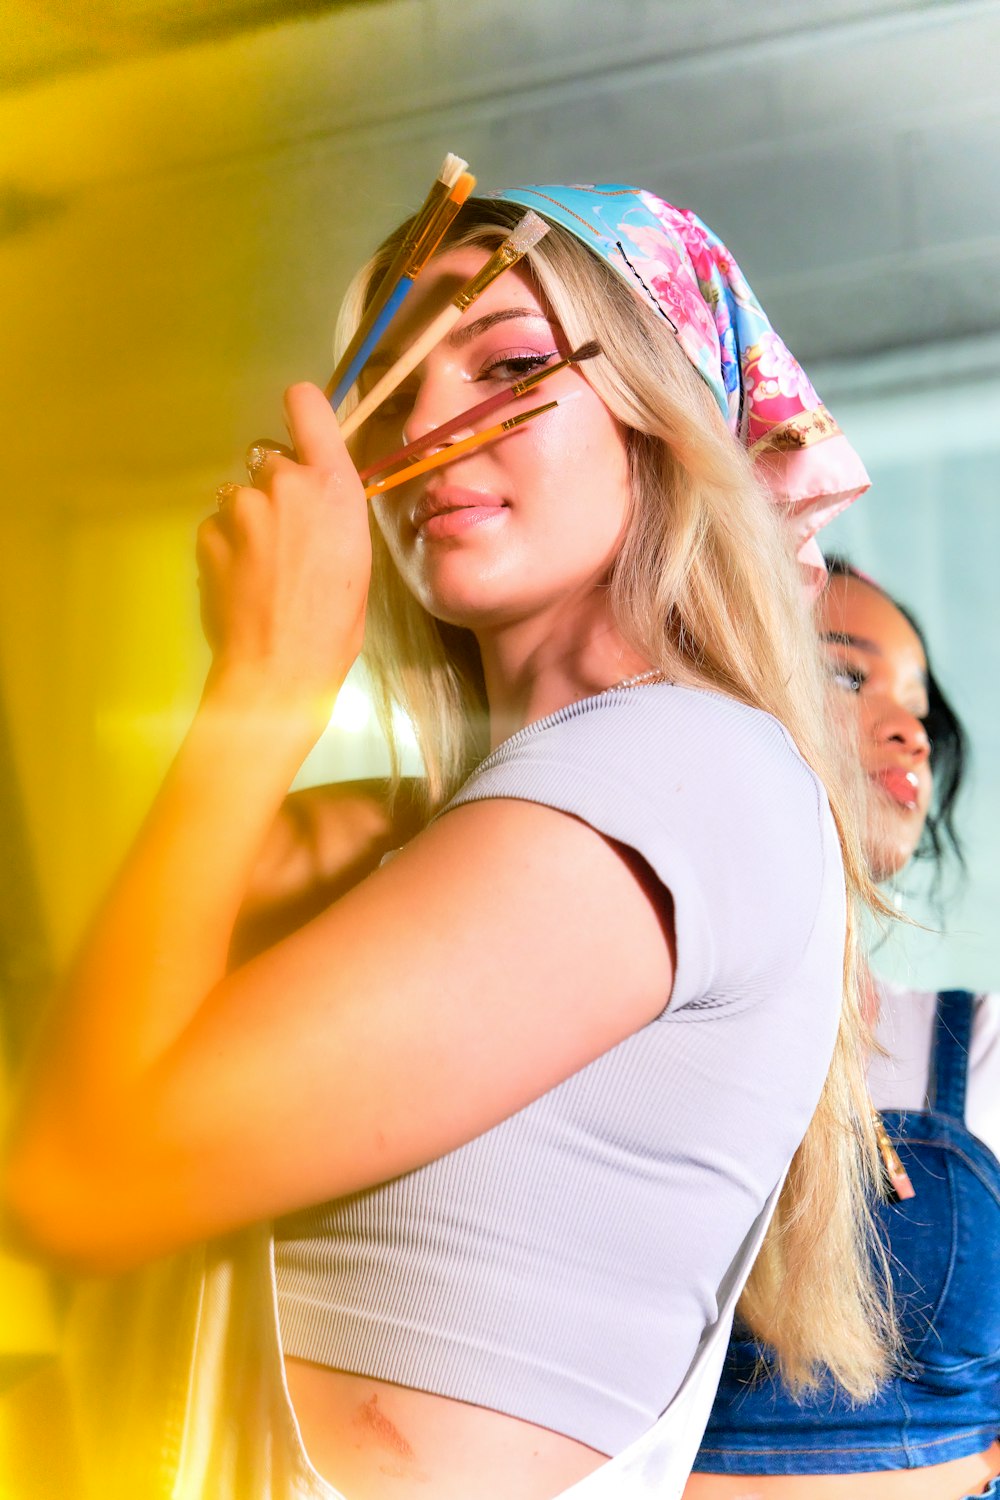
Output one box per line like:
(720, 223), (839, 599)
(197, 382), (371, 732)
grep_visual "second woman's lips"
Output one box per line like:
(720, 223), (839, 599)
(875, 767), (921, 811)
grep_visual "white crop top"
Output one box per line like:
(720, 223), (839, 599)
(275, 684), (847, 1454)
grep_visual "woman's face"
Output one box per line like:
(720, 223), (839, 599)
(818, 573), (933, 880)
(360, 247), (632, 632)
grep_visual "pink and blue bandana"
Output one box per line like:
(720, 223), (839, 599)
(492, 184), (869, 583)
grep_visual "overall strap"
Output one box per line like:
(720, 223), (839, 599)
(930, 989), (976, 1121)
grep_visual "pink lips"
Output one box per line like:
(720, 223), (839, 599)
(875, 767), (921, 811)
(411, 485), (507, 539)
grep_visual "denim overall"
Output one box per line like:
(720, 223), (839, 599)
(695, 990), (1000, 1480)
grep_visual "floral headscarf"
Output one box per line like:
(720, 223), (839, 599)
(491, 184), (868, 585)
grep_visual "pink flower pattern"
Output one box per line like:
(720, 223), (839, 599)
(751, 332), (821, 405)
(490, 183), (871, 567)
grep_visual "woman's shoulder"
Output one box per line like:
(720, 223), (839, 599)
(971, 991), (1000, 1049)
(449, 683), (842, 1013)
(466, 682), (823, 805)
(968, 992), (1000, 1155)
(874, 980), (1000, 1049)
(872, 982), (1000, 1155)
(456, 683), (833, 884)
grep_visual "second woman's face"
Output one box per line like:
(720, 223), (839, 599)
(818, 573), (933, 880)
(361, 248), (632, 631)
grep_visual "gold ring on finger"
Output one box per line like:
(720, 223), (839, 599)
(215, 481), (240, 510)
(245, 440), (293, 483)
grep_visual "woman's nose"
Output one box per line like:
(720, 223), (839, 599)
(871, 701), (931, 763)
(401, 371), (475, 450)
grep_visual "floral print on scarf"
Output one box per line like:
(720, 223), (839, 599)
(490, 183), (870, 582)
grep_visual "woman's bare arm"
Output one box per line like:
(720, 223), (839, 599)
(7, 790), (674, 1271)
(2, 385), (674, 1271)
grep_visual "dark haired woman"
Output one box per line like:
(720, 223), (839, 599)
(687, 559), (1000, 1500)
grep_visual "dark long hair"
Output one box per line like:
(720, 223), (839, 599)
(824, 557), (968, 885)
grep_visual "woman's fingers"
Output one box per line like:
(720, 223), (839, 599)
(245, 440), (295, 486)
(196, 380), (371, 704)
(283, 381), (353, 474)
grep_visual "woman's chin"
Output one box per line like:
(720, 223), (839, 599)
(408, 571), (532, 632)
(867, 834), (919, 885)
(864, 794), (927, 885)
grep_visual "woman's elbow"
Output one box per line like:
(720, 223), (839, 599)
(2, 1133), (150, 1276)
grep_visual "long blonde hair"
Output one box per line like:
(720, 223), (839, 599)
(338, 198), (896, 1399)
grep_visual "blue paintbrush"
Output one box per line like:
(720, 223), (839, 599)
(326, 156), (473, 409)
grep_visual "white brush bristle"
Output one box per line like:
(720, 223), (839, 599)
(507, 210), (550, 254)
(440, 153), (469, 189)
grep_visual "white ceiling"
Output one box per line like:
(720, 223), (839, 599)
(3, 0), (999, 512)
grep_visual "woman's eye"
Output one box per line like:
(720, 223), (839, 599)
(478, 351), (559, 383)
(829, 664), (865, 692)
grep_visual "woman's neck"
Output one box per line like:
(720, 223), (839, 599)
(475, 603), (651, 750)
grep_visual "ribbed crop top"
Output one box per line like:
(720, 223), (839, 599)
(274, 683), (847, 1455)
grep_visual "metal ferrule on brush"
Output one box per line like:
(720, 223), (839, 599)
(398, 190), (447, 263)
(406, 183), (472, 279)
(501, 400), (558, 430)
(452, 210), (549, 310)
(510, 356), (572, 397)
(398, 154), (468, 263)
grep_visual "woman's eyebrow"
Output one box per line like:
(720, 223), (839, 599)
(822, 632), (929, 688)
(361, 309), (553, 379)
(448, 308), (554, 347)
(820, 631), (883, 655)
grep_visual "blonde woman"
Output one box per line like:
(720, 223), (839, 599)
(6, 185), (889, 1500)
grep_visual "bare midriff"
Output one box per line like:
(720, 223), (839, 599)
(283, 1358), (611, 1500)
(682, 1441), (1000, 1500)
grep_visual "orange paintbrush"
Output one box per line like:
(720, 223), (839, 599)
(363, 400), (559, 498)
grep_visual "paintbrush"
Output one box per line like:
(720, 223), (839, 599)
(325, 154), (471, 408)
(357, 340), (601, 483)
(364, 399), (559, 498)
(341, 210), (551, 440)
(327, 169), (476, 410)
